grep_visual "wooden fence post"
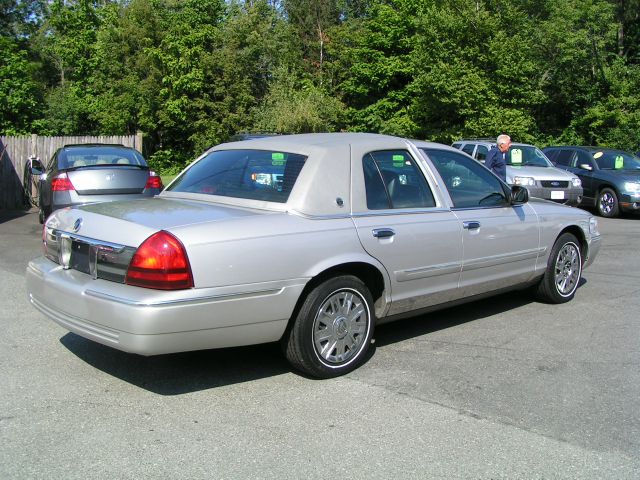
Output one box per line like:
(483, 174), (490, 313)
(135, 131), (144, 154)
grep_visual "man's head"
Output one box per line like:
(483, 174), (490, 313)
(497, 134), (512, 153)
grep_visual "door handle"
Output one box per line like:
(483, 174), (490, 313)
(372, 228), (396, 238)
(463, 221), (481, 230)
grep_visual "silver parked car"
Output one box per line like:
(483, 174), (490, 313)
(27, 133), (601, 378)
(30, 144), (163, 223)
(452, 140), (583, 206)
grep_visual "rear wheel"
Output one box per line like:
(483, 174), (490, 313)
(536, 233), (582, 303)
(597, 187), (619, 218)
(284, 275), (375, 378)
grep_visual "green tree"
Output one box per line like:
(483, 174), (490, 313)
(326, 0), (418, 135)
(253, 66), (345, 133)
(0, 37), (43, 134)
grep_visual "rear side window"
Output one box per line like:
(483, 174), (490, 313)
(544, 149), (559, 163)
(167, 149), (307, 203)
(461, 144), (476, 156)
(554, 150), (575, 167)
(362, 150), (436, 210)
(476, 145), (489, 161)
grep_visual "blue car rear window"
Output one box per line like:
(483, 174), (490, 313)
(167, 149), (307, 203)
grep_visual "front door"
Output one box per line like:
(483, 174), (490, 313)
(419, 148), (541, 297)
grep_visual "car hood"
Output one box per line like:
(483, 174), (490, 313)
(44, 197), (275, 247)
(507, 165), (576, 181)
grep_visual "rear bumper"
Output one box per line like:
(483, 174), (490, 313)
(26, 256), (307, 355)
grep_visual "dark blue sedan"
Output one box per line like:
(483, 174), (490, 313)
(543, 146), (640, 218)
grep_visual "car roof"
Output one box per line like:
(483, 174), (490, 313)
(212, 132), (454, 153)
(62, 143), (129, 150)
(546, 146), (633, 153)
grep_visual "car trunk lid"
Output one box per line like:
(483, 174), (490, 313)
(67, 167), (149, 195)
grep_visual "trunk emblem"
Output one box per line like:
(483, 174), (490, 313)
(73, 218), (83, 233)
(106, 173), (114, 181)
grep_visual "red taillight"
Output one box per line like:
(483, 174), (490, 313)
(125, 231), (193, 290)
(145, 171), (163, 190)
(51, 173), (75, 191)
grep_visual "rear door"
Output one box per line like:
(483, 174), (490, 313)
(351, 146), (464, 317)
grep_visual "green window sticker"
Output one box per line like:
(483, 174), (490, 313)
(272, 152), (285, 166)
(615, 155), (624, 169)
(511, 148), (523, 164)
(392, 154), (406, 168)
(593, 151), (603, 159)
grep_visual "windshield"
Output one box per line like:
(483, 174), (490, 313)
(166, 149), (307, 203)
(60, 146), (147, 169)
(592, 150), (640, 170)
(507, 146), (551, 167)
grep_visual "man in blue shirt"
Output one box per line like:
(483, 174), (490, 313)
(485, 134), (511, 182)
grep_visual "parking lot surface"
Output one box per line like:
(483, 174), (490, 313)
(1, 208), (639, 478)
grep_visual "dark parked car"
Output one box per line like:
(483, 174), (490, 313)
(30, 144), (163, 223)
(543, 146), (640, 218)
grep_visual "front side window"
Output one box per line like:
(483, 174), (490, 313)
(167, 149), (307, 203)
(421, 148), (509, 209)
(363, 150), (436, 210)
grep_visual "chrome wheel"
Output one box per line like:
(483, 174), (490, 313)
(597, 188), (619, 218)
(599, 192), (614, 215)
(554, 242), (581, 296)
(312, 289), (369, 365)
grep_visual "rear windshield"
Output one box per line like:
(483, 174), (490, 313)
(591, 150), (640, 170)
(60, 147), (147, 169)
(507, 146), (551, 167)
(166, 149), (307, 203)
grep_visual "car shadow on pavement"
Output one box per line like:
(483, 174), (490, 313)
(0, 208), (31, 224)
(370, 286), (577, 348)
(60, 333), (291, 395)
(59, 282), (586, 394)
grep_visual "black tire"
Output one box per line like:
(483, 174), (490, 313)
(597, 187), (619, 218)
(536, 233), (582, 304)
(38, 207), (45, 224)
(284, 275), (375, 378)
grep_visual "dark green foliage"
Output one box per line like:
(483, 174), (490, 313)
(1, 0), (639, 173)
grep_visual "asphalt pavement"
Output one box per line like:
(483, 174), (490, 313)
(1, 207), (639, 479)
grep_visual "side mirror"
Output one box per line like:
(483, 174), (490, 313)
(30, 158), (44, 176)
(511, 185), (529, 205)
(578, 163), (593, 171)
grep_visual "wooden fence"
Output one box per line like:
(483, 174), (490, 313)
(0, 134), (142, 210)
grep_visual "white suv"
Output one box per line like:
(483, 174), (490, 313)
(453, 139), (583, 206)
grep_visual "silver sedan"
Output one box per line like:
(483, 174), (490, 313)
(31, 144), (163, 223)
(26, 133), (601, 378)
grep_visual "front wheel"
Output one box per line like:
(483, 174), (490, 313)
(284, 275), (375, 378)
(536, 233), (582, 304)
(597, 187), (619, 218)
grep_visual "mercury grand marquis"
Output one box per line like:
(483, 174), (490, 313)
(26, 133), (602, 378)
